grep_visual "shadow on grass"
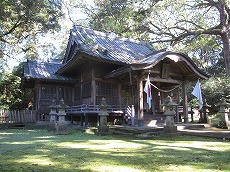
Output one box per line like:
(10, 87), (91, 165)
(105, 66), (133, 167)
(0, 127), (230, 172)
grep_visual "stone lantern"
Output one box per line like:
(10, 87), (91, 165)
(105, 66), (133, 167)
(49, 99), (57, 125)
(200, 99), (210, 123)
(55, 98), (69, 134)
(98, 98), (109, 133)
(217, 97), (230, 129)
(161, 96), (178, 133)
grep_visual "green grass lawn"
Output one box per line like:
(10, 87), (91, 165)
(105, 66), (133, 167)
(0, 128), (230, 172)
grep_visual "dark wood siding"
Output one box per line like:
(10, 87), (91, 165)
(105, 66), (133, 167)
(37, 83), (74, 114)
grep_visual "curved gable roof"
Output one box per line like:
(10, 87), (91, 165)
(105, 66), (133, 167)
(105, 51), (209, 81)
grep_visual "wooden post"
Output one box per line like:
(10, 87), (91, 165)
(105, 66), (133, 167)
(80, 115), (83, 126)
(37, 84), (41, 117)
(85, 113), (88, 127)
(92, 67), (96, 105)
(182, 80), (189, 123)
(118, 83), (122, 106)
(137, 74), (144, 126)
(129, 71), (134, 104)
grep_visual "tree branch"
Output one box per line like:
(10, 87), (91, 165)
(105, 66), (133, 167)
(171, 25), (221, 44)
(148, 21), (175, 38)
(0, 36), (9, 43)
(3, 17), (22, 36)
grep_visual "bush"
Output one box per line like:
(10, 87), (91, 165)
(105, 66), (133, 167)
(198, 77), (229, 113)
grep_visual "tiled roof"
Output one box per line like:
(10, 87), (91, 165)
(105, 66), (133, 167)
(23, 60), (75, 81)
(63, 26), (154, 64)
(23, 27), (208, 82)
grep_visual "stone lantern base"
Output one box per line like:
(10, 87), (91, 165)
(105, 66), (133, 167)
(98, 115), (109, 133)
(55, 116), (69, 135)
(164, 126), (177, 133)
(55, 122), (69, 135)
(49, 115), (57, 129)
(98, 125), (109, 133)
(50, 115), (56, 124)
(227, 122), (230, 129)
(219, 120), (230, 129)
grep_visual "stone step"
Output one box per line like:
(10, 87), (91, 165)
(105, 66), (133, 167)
(7, 124), (25, 129)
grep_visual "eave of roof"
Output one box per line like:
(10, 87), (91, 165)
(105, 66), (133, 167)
(57, 50), (128, 75)
(104, 51), (209, 81)
(23, 60), (77, 83)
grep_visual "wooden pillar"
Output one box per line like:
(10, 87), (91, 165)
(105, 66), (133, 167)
(71, 87), (74, 105)
(84, 113), (88, 127)
(37, 83), (42, 121)
(118, 83), (122, 106)
(182, 80), (189, 123)
(129, 71), (134, 104)
(80, 115), (83, 126)
(92, 67), (96, 105)
(80, 69), (83, 103)
(137, 74), (144, 125)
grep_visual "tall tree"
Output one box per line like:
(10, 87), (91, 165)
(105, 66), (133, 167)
(0, 0), (63, 61)
(0, 72), (22, 109)
(83, 0), (230, 78)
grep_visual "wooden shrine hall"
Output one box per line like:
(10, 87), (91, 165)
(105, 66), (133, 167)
(22, 26), (209, 126)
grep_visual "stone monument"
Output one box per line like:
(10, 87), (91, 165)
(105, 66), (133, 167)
(217, 97), (230, 129)
(161, 96), (177, 133)
(98, 98), (109, 133)
(49, 99), (57, 126)
(55, 98), (69, 134)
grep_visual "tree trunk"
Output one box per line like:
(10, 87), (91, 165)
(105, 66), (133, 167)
(221, 25), (230, 78)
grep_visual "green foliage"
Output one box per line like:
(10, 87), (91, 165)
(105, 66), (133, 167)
(0, 0), (63, 60)
(189, 77), (230, 112)
(0, 62), (34, 110)
(202, 77), (230, 106)
(188, 98), (199, 109)
(207, 58), (226, 77)
(89, 0), (138, 38)
(0, 73), (22, 109)
(181, 35), (223, 71)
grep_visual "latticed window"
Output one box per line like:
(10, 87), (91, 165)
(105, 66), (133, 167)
(96, 82), (118, 96)
(95, 81), (118, 105)
(41, 85), (56, 99)
(58, 87), (72, 100)
(121, 83), (137, 106)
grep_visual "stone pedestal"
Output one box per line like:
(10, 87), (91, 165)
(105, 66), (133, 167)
(98, 98), (109, 133)
(164, 126), (177, 133)
(161, 96), (178, 133)
(138, 120), (144, 127)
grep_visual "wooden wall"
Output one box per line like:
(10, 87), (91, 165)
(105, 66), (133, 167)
(34, 82), (74, 114)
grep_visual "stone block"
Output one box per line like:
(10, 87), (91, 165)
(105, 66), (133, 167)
(164, 126), (177, 133)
